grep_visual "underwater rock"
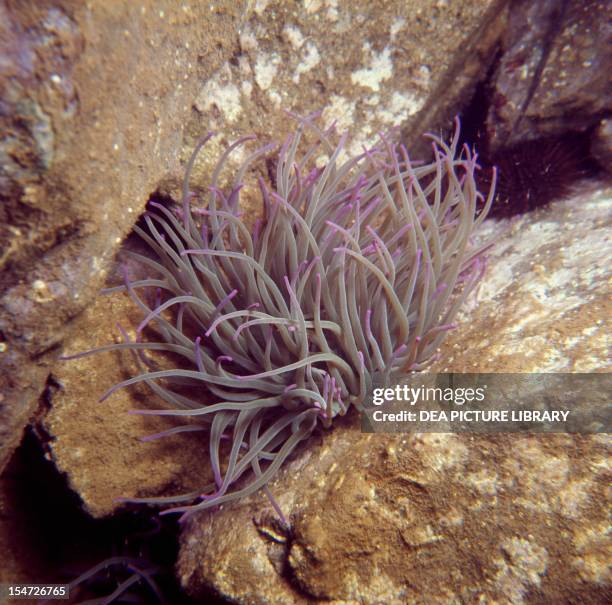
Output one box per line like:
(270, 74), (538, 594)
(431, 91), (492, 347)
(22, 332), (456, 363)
(178, 428), (610, 604)
(185, 0), (508, 196)
(431, 187), (610, 372)
(591, 118), (612, 177)
(486, 0), (611, 152)
(0, 0), (242, 472)
(45, 291), (213, 518)
(176, 187), (611, 604)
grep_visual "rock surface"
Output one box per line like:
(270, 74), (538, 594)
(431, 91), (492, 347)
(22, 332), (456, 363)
(180, 428), (610, 605)
(430, 186), (610, 373)
(0, 0), (243, 472)
(176, 187), (611, 604)
(182, 0), (508, 209)
(45, 289), (213, 518)
(486, 0), (611, 151)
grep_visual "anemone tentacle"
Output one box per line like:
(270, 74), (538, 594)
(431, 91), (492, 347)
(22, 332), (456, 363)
(67, 115), (494, 520)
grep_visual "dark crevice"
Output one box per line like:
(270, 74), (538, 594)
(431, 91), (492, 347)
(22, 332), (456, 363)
(2, 426), (226, 604)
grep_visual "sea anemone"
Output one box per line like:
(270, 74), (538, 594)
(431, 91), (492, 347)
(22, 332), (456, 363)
(66, 113), (494, 520)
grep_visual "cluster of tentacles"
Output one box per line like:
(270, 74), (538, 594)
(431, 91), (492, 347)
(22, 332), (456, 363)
(67, 114), (494, 520)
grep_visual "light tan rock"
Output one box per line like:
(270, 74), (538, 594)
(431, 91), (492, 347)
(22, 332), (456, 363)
(178, 426), (611, 604)
(46, 290), (212, 518)
(182, 0), (508, 212)
(430, 186), (611, 373)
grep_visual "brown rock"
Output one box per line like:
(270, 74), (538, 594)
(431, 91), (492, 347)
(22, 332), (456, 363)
(45, 289), (213, 518)
(591, 118), (612, 176)
(176, 189), (611, 604)
(0, 0), (243, 472)
(178, 428), (611, 604)
(182, 0), (508, 205)
(486, 0), (611, 151)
